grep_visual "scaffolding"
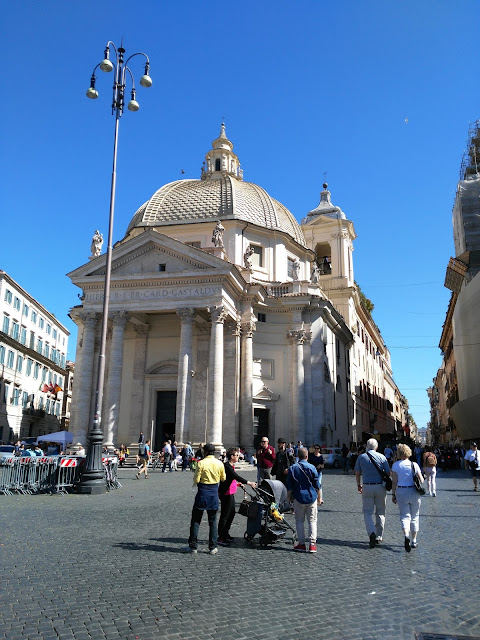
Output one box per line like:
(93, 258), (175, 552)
(459, 119), (480, 180)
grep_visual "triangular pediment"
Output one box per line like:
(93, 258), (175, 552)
(254, 385), (280, 402)
(67, 230), (232, 281)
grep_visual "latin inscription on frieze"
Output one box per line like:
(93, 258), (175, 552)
(85, 286), (222, 303)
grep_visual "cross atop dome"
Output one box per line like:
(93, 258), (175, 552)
(201, 123), (243, 181)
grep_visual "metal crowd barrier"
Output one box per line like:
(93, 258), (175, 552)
(103, 456), (121, 491)
(0, 455), (121, 495)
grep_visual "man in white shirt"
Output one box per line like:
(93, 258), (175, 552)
(464, 442), (480, 492)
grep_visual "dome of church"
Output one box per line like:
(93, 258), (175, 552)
(125, 125), (306, 247)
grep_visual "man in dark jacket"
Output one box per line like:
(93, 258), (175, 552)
(271, 438), (294, 485)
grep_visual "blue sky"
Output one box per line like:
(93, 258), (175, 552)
(1, 1), (479, 431)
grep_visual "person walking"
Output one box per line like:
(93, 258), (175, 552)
(354, 438), (390, 548)
(308, 445), (325, 505)
(183, 443), (226, 555)
(256, 437), (276, 483)
(286, 447), (320, 553)
(464, 442), (480, 491)
(162, 440), (173, 472)
(422, 446), (437, 497)
(271, 438), (294, 486)
(136, 439), (150, 479)
(171, 442), (178, 471)
(341, 443), (349, 473)
(391, 443), (424, 551)
(217, 448), (256, 546)
(182, 442), (193, 471)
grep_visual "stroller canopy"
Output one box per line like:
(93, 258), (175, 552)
(259, 479), (289, 512)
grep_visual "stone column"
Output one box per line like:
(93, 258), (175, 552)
(70, 311), (97, 445)
(175, 308), (195, 445)
(287, 329), (306, 444)
(239, 315), (256, 447)
(303, 330), (313, 446)
(207, 305), (227, 447)
(104, 311), (129, 446)
(128, 323), (149, 445)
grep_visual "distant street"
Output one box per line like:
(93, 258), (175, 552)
(0, 465), (479, 640)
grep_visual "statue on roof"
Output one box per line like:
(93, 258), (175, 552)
(244, 244), (254, 271)
(292, 258), (301, 281)
(311, 260), (321, 285)
(212, 221), (225, 249)
(90, 230), (103, 258)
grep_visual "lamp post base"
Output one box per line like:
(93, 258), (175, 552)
(77, 425), (106, 494)
(77, 471), (106, 495)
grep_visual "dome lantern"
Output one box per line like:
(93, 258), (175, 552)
(201, 123), (243, 182)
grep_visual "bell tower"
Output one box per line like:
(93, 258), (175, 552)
(301, 183), (356, 327)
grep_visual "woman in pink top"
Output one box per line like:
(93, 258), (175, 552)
(218, 448), (256, 546)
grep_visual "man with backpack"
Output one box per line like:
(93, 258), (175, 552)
(286, 447), (320, 553)
(136, 439), (150, 479)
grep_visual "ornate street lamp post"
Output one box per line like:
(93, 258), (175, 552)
(78, 41), (152, 494)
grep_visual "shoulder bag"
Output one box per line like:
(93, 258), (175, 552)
(366, 452), (392, 491)
(411, 462), (426, 495)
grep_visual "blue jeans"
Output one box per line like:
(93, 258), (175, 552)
(188, 507), (218, 550)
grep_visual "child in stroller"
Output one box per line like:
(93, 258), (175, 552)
(240, 479), (296, 547)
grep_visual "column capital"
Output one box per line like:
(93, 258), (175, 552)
(287, 329), (307, 345)
(110, 310), (129, 328)
(78, 311), (98, 329)
(133, 323), (149, 337)
(241, 317), (257, 338)
(208, 305), (227, 324)
(233, 318), (242, 336)
(176, 307), (196, 323)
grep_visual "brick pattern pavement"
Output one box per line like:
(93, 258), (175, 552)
(0, 466), (479, 640)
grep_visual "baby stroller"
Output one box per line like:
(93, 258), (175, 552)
(239, 479), (296, 548)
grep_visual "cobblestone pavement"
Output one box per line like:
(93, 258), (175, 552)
(1, 465), (479, 640)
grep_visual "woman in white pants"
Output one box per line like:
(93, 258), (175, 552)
(391, 444), (424, 552)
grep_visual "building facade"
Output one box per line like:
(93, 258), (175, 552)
(441, 120), (480, 441)
(68, 126), (406, 451)
(0, 271), (69, 442)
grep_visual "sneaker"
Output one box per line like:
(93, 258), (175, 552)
(225, 535), (234, 542)
(293, 544), (306, 552)
(369, 532), (377, 549)
(209, 548), (218, 555)
(309, 543), (317, 553)
(217, 539), (229, 547)
(432, 492), (436, 497)
(181, 546), (197, 554)
(411, 541), (418, 549)
(375, 537), (382, 544)
(404, 537), (411, 552)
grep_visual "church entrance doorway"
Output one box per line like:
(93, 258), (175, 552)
(155, 391), (177, 450)
(253, 408), (269, 450)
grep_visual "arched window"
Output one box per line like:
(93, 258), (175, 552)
(215, 158), (221, 171)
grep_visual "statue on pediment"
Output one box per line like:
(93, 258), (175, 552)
(90, 230), (103, 258)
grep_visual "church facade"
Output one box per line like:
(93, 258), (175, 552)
(68, 125), (399, 451)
